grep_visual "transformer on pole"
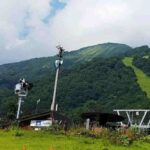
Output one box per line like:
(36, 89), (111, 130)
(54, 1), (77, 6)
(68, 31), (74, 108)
(50, 45), (64, 123)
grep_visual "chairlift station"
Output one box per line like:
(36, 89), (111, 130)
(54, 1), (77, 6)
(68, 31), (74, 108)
(114, 109), (150, 129)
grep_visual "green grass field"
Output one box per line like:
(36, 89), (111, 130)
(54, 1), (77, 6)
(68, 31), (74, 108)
(123, 57), (150, 98)
(0, 130), (150, 150)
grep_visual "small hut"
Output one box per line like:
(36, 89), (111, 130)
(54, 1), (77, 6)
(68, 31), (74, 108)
(19, 111), (70, 129)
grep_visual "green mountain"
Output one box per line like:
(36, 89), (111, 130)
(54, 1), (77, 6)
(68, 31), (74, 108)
(69, 42), (132, 61)
(0, 43), (132, 88)
(0, 42), (150, 122)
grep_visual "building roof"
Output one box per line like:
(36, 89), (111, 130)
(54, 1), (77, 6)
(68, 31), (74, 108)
(81, 112), (124, 126)
(19, 111), (70, 126)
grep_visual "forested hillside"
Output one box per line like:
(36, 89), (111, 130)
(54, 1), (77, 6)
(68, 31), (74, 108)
(0, 43), (150, 122)
(133, 56), (150, 76)
(0, 43), (131, 89)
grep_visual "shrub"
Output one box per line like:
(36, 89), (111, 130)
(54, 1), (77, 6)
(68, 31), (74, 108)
(14, 129), (24, 137)
(92, 127), (109, 138)
(67, 127), (144, 146)
(120, 135), (130, 146)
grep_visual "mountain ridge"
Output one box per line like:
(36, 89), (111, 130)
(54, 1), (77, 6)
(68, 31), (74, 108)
(0, 42), (133, 88)
(0, 42), (132, 66)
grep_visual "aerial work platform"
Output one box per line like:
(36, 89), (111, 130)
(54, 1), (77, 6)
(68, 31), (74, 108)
(114, 109), (150, 129)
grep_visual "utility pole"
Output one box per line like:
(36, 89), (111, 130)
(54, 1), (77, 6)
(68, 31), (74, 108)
(51, 45), (64, 124)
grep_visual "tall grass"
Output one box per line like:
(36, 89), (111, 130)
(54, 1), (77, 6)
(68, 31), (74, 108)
(0, 128), (150, 150)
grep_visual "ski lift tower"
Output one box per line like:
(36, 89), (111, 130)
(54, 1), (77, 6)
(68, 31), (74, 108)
(50, 45), (64, 124)
(15, 79), (33, 120)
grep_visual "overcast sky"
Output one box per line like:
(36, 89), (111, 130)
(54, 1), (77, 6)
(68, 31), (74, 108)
(0, 0), (150, 65)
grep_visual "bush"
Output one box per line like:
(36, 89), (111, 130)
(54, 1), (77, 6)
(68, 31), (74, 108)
(92, 127), (109, 138)
(14, 129), (24, 137)
(108, 128), (140, 146)
(67, 127), (143, 146)
(120, 135), (130, 146)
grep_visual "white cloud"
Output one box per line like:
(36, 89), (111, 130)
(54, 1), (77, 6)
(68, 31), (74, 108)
(0, 0), (52, 64)
(50, 0), (150, 50)
(0, 0), (150, 64)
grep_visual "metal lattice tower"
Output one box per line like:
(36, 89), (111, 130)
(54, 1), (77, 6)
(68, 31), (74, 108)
(114, 109), (150, 128)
